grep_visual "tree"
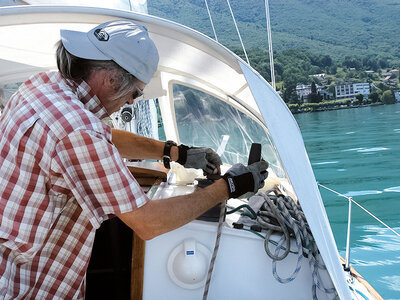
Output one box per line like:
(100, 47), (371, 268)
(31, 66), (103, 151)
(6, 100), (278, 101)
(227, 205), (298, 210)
(321, 55), (332, 68)
(281, 67), (308, 103)
(328, 84), (336, 98)
(327, 64), (337, 75)
(378, 58), (388, 69)
(381, 90), (396, 104)
(368, 92), (380, 103)
(343, 56), (362, 70)
(362, 56), (379, 71)
(353, 94), (363, 105)
(308, 82), (322, 103)
(308, 92), (322, 103)
(377, 83), (390, 92)
(311, 82), (317, 94)
(283, 83), (299, 104)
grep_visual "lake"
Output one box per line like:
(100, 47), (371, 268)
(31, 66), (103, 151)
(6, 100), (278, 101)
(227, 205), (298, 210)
(295, 104), (400, 299)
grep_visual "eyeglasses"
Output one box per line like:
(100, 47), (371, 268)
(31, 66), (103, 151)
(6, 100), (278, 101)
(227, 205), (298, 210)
(132, 86), (144, 100)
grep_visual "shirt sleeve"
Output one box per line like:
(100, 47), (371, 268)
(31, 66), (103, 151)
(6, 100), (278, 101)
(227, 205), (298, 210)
(52, 129), (147, 229)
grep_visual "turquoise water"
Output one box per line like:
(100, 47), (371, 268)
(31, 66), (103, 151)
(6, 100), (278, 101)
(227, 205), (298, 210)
(295, 104), (400, 299)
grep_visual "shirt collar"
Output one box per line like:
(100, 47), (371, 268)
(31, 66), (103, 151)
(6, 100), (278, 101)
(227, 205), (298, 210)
(75, 80), (109, 120)
(55, 72), (108, 120)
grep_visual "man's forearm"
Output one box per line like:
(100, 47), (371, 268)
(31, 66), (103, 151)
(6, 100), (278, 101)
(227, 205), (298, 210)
(112, 129), (178, 161)
(117, 178), (229, 240)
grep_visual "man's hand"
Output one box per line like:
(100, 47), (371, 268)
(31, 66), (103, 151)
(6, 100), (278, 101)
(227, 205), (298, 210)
(222, 161), (269, 198)
(177, 145), (222, 175)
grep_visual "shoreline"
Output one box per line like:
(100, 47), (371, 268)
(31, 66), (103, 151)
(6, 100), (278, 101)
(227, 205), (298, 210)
(290, 102), (385, 114)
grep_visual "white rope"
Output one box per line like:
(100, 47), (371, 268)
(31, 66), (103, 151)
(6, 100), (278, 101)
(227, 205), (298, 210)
(264, 0), (276, 90)
(225, 0), (250, 65)
(204, 0), (218, 42)
(318, 183), (400, 238)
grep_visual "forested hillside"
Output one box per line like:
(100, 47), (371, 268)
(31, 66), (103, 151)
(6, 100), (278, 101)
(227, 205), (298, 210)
(148, 0), (400, 64)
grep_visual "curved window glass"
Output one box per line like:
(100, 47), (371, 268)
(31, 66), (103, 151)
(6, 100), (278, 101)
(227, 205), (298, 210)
(173, 84), (284, 176)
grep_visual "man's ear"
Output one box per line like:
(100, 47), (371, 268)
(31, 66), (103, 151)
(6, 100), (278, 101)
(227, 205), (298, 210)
(103, 71), (115, 89)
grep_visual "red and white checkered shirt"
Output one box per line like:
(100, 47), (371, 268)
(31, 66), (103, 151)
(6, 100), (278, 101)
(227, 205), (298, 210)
(0, 71), (147, 299)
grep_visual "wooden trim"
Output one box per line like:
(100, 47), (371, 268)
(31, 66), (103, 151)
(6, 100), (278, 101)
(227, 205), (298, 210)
(130, 170), (166, 300)
(126, 161), (168, 181)
(131, 233), (146, 300)
(127, 161), (168, 188)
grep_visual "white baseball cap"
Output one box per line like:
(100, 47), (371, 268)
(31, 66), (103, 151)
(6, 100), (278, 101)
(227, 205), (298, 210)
(60, 20), (159, 84)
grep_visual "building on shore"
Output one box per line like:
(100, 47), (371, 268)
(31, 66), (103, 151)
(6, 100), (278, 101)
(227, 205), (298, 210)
(335, 83), (370, 99)
(296, 84), (328, 102)
(390, 69), (399, 77)
(395, 91), (400, 102)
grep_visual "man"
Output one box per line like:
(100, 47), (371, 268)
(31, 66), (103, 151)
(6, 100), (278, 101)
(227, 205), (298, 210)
(0, 20), (268, 299)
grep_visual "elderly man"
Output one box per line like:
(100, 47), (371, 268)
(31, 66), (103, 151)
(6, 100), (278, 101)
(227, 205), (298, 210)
(0, 20), (268, 299)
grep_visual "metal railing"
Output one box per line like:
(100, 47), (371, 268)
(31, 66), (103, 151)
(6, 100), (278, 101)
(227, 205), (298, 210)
(318, 183), (400, 270)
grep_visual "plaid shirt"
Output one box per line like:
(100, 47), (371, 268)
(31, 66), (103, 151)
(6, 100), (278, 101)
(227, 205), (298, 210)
(0, 72), (147, 299)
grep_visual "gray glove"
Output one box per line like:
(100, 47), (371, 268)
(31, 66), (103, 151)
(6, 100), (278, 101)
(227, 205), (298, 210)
(223, 161), (269, 198)
(177, 145), (222, 175)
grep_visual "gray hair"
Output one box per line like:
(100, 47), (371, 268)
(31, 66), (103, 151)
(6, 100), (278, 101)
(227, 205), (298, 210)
(55, 40), (138, 101)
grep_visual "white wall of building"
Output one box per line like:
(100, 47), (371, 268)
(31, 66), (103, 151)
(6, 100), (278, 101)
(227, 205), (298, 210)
(335, 83), (370, 99)
(395, 91), (400, 102)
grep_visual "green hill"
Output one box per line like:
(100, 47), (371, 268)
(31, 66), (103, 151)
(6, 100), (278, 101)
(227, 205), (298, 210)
(148, 0), (400, 64)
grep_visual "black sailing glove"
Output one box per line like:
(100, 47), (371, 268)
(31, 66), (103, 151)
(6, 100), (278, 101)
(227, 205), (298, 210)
(177, 145), (222, 175)
(222, 161), (269, 199)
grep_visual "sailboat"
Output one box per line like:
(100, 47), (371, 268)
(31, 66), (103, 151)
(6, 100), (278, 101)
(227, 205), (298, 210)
(0, 3), (383, 299)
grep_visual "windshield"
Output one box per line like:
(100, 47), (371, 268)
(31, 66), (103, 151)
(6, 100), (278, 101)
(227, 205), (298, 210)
(173, 83), (284, 177)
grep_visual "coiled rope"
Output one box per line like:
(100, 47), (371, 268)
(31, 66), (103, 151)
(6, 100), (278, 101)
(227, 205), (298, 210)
(202, 190), (337, 299)
(257, 190), (337, 299)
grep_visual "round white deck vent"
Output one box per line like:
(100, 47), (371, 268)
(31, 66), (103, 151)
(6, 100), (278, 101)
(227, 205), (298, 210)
(167, 239), (211, 289)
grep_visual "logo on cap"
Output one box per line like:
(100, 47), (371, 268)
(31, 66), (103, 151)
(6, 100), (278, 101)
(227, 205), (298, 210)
(94, 28), (109, 41)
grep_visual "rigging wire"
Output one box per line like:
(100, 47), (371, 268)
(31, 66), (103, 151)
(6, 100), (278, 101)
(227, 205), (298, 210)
(318, 183), (400, 238)
(204, 0), (218, 42)
(264, 0), (276, 90)
(225, 0), (250, 65)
